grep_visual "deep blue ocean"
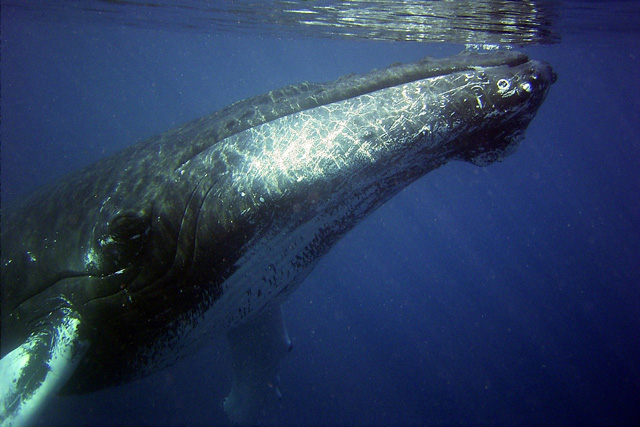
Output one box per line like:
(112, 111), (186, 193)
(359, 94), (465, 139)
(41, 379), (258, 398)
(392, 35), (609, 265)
(2, 1), (639, 425)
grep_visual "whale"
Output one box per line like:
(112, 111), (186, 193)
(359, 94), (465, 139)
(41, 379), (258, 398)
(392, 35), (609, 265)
(0, 50), (555, 425)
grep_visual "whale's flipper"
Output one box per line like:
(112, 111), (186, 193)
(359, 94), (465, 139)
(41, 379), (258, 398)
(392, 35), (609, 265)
(0, 306), (87, 427)
(224, 305), (293, 424)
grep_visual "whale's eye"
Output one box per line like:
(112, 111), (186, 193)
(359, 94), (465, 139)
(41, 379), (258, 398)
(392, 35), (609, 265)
(89, 212), (150, 275)
(108, 213), (150, 243)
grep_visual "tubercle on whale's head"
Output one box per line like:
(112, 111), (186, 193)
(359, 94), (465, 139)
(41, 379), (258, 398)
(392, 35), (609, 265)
(448, 57), (556, 166)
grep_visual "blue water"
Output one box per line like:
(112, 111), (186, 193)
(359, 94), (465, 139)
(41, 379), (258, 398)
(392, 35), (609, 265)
(2, 3), (639, 426)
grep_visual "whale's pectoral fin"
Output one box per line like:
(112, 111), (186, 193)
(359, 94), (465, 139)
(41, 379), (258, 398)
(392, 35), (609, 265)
(224, 305), (293, 424)
(0, 305), (87, 427)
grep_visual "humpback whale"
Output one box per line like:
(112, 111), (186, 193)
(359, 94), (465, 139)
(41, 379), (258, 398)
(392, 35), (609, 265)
(0, 50), (555, 425)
